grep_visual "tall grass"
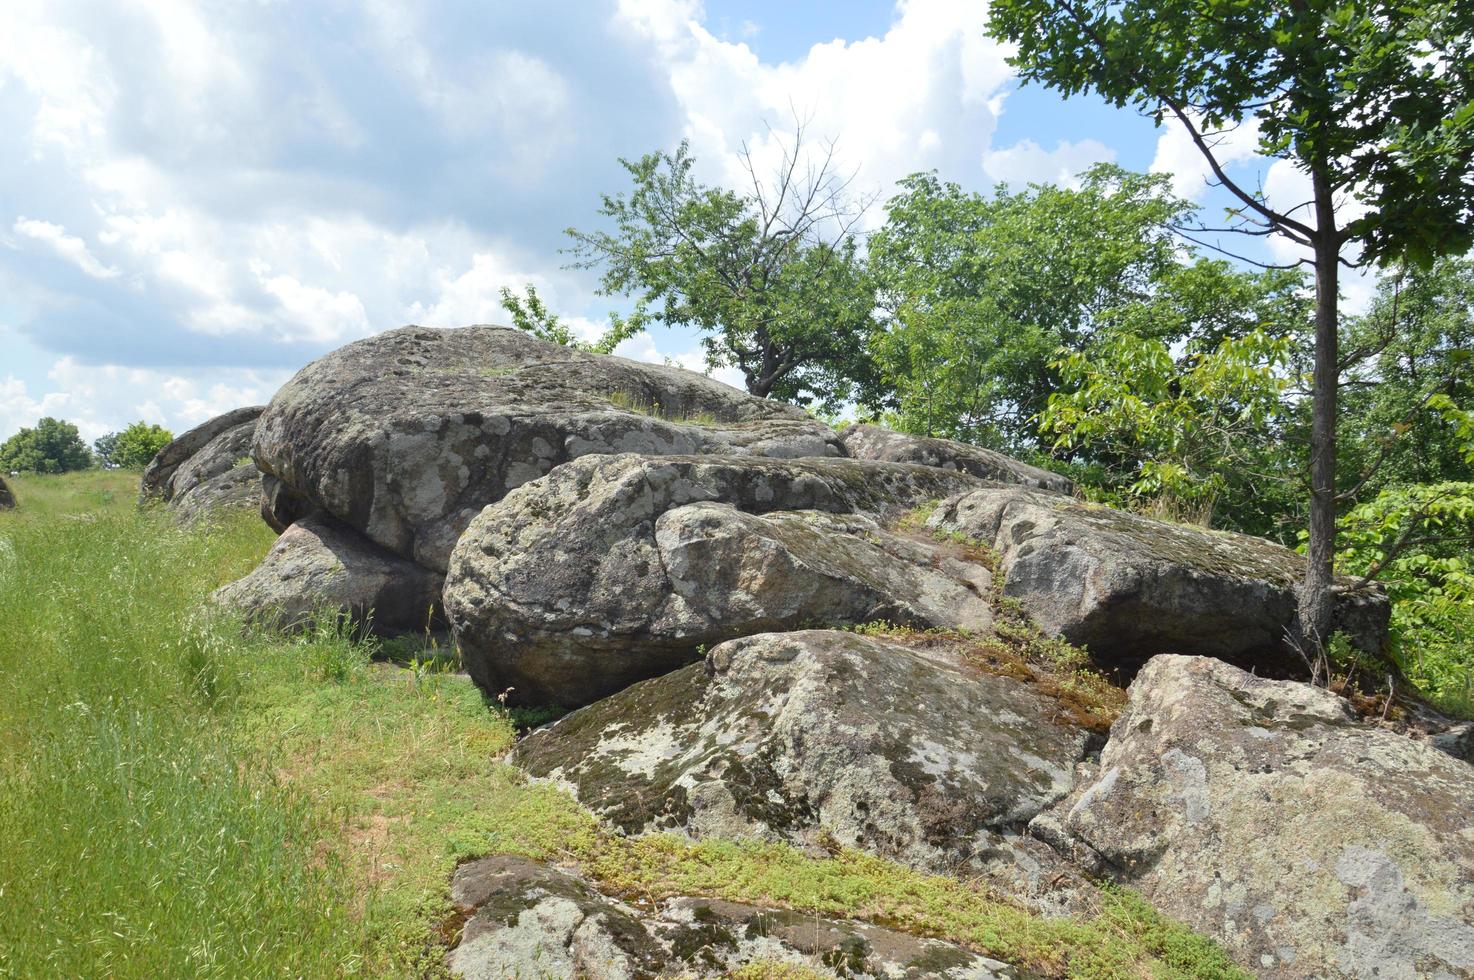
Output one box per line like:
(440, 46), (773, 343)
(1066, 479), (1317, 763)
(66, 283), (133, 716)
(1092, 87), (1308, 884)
(0, 473), (360, 978)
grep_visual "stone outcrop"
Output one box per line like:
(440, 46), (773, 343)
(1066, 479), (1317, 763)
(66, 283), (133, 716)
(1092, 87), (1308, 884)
(928, 485), (1389, 676)
(516, 630), (1091, 907)
(1034, 655), (1474, 979)
(444, 454), (991, 707)
(447, 854), (1014, 979)
(252, 325), (843, 572)
(211, 513), (442, 634)
(141, 406), (265, 523)
(840, 424), (1073, 495)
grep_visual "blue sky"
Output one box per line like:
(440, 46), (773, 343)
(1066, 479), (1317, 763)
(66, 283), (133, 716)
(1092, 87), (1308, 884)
(0, 0), (1354, 443)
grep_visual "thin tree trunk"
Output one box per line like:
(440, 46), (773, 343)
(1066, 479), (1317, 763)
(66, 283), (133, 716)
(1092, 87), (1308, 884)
(1298, 166), (1340, 657)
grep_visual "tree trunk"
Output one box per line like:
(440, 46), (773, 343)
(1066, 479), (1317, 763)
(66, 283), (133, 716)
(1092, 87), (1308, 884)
(1298, 167), (1340, 662)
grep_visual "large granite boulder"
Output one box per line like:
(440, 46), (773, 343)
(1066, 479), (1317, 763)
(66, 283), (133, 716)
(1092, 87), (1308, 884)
(0, 475), (14, 511)
(515, 630), (1091, 908)
(1035, 655), (1474, 979)
(840, 424), (1073, 495)
(444, 454), (991, 707)
(447, 855), (1016, 979)
(140, 406), (265, 523)
(928, 485), (1389, 676)
(211, 513), (442, 634)
(252, 325), (843, 572)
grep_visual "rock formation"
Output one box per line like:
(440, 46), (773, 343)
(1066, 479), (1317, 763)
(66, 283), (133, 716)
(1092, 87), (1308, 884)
(189, 324), (1474, 979)
(447, 855), (1013, 979)
(515, 630), (1093, 909)
(928, 485), (1390, 676)
(840, 423), (1074, 494)
(443, 454), (992, 706)
(141, 406), (265, 523)
(1034, 655), (1474, 979)
(250, 325), (843, 572)
(210, 513), (442, 634)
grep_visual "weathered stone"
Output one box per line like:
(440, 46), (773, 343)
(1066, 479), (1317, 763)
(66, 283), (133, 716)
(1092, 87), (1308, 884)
(171, 463), (261, 525)
(141, 405), (263, 501)
(515, 630), (1091, 907)
(448, 855), (669, 980)
(253, 325), (843, 571)
(840, 424), (1073, 495)
(0, 475), (14, 511)
(1040, 654), (1474, 979)
(447, 854), (1014, 979)
(928, 485), (1389, 676)
(1433, 721), (1474, 765)
(445, 454), (990, 707)
(211, 513), (442, 634)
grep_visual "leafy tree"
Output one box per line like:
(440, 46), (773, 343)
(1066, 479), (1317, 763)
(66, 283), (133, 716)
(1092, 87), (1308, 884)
(1038, 257), (1311, 536)
(0, 418), (93, 474)
(867, 166), (1191, 448)
(566, 131), (878, 410)
(92, 432), (120, 468)
(108, 421), (174, 469)
(1339, 259), (1474, 496)
(498, 285), (640, 355)
(1043, 322), (1298, 533)
(987, 0), (1474, 651)
(1335, 481), (1474, 713)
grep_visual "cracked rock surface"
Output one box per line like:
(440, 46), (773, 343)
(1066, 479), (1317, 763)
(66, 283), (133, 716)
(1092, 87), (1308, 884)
(141, 406), (265, 524)
(1036, 654), (1474, 979)
(840, 423), (1074, 495)
(447, 854), (1014, 979)
(515, 629), (1092, 908)
(928, 485), (1389, 675)
(211, 513), (442, 634)
(252, 325), (843, 572)
(444, 453), (992, 707)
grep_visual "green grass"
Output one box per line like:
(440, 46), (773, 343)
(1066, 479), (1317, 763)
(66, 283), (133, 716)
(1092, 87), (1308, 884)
(0, 471), (1247, 979)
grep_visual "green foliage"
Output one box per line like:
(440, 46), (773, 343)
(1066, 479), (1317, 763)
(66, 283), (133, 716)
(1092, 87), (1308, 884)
(498, 283), (640, 355)
(0, 417), (93, 474)
(1043, 318), (1298, 533)
(867, 165), (1191, 449)
(102, 420), (175, 469)
(1333, 481), (1474, 715)
(92, 430), (120, 467)
(566, 138), (877, 410)
(985, 0), (1474, 270)
(1339, 258), (1474, 495)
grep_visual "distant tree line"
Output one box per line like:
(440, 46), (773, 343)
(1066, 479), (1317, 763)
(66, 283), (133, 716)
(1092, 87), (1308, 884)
(1, 419), (172, 474)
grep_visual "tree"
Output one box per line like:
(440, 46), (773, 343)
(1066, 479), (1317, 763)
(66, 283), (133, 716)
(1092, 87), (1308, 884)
(987, 0), (1474, 652)
(498, 284), (640, 354)
(1338, 258), (1474, 496)
(566, 129), (878, 410)
(92, 432), (120, 468)
(867, 166), (1196, 449)
(0, 418), (93, 474)
(1042, 313), (1300, 534)
(105, 421), (174, 469)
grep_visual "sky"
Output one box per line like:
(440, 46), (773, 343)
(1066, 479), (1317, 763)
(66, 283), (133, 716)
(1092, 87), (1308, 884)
(0, 0), (1371, 444)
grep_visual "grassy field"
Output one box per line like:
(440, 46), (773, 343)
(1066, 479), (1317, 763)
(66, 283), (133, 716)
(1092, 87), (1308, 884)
(0, 471), (1246, 979)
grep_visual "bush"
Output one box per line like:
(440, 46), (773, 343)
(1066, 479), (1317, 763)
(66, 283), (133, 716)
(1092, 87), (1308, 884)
(99, 421), (175, 469)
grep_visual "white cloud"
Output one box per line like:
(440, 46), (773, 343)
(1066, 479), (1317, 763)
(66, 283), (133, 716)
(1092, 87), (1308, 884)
(0, 359), (291, 444)
(616, 0), (1016, 217)
(12, 218), (119, 279)
(1149, 114), (1263, 201)
(981, 138), (1116, 189)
